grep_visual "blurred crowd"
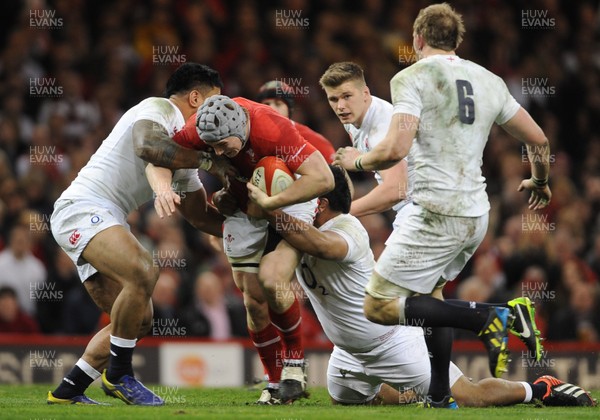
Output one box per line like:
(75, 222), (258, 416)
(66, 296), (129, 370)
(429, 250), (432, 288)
(0, 0), (599, 343)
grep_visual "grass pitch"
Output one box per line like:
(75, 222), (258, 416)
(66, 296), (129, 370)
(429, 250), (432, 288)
(0, 384), (598, 419)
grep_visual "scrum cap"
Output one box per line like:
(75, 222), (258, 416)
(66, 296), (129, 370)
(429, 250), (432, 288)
(196, 95), (247, 145)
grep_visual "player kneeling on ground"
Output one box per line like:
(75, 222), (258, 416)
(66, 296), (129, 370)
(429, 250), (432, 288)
(246, 165), (595, 408)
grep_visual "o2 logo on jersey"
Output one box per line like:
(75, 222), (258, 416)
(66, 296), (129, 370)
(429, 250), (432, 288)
(90, 215), (102, 225)
(300, 263), (329, 296)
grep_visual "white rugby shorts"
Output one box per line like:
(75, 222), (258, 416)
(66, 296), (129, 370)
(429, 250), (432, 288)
(374, 202), (488, 294)
(327, 327), (431, 404)
(50, 198), (128, 282)
(223, 199), (317, 272)
(327, 329), (464, 404)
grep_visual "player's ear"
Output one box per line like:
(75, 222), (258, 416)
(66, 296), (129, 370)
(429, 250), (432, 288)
(318, 197), (329, 212)
(188, 90), (201, 108)
(413, 33), (424, 52)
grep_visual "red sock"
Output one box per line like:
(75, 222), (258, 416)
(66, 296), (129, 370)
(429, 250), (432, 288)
(248, 323), (283, 384)
(269, 299), (304, 362)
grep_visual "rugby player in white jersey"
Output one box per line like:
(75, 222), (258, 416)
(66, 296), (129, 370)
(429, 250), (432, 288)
(319, 62), (409, 221)
(47, 63), (225, 406)
(247, 166), (595, 408)
(322, 61), (544, 383)
(335, 3), (551, 408)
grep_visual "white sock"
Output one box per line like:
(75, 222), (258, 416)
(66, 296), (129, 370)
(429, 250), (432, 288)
(75, 358), (101, 380)
(520, 381), (533, 403)
(110, 335), (137, 348)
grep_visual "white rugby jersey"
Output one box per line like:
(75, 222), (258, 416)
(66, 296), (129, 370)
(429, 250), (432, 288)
(58, 98), (202, 214)
(295, 213), (422, 353)
(344, 95), (413, 212)
(390, 54), (520, 217)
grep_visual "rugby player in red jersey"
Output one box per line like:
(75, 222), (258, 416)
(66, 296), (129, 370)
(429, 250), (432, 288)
(257, 80), (335, 163)
(163, 95), (333, 403)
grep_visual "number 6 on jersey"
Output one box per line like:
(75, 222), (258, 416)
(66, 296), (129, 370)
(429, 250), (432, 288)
(456, 79), (475, 124)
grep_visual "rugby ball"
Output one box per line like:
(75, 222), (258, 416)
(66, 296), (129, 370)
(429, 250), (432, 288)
(252, 156), (294, 196)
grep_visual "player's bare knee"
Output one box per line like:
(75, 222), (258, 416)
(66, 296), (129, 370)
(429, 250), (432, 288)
(258, 259), (292, 296)
(450, 376), (482, 407)
(243, 294), (261, 314)
(364, 307), (388, 325)
(363, 294), (378, 320)
(363, 295), (392, 325)
(257, 271), (278, 295)
(243, 295), (268, 325)
(242, 282), (266, 306)
(129, 251), (159, 297)
(84, 274), (118, 313)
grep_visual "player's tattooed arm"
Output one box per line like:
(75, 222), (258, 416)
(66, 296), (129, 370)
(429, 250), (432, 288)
(133, 120), (206, 169)
(133, 119), (239, 180)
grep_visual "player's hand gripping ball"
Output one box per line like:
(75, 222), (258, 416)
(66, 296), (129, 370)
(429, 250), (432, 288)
(251, 156), (294, 196)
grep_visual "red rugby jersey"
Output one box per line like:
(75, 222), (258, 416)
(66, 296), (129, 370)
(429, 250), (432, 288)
(293, 121), (335, 164)
(173, 97), (319, 211)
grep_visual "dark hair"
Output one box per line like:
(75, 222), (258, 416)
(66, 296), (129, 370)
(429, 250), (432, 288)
(256, 80), (295, 116)
(0, 286), (17, 299)
(164, 63), (223, 97)
(322, 165), (351, 214)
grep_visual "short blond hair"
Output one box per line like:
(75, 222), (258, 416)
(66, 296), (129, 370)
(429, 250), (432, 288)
(413, 3), (465, 51)
(319, 62), (366, 89)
